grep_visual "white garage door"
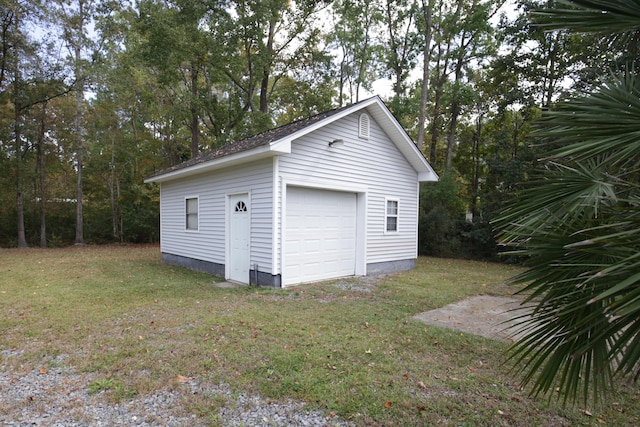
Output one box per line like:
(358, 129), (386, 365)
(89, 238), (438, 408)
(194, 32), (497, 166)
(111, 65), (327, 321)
(284, 187), (357, 286)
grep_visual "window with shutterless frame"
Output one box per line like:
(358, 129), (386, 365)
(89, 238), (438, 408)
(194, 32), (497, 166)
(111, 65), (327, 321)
(185, 196), (199, 231)
(385, 198), (399, 233)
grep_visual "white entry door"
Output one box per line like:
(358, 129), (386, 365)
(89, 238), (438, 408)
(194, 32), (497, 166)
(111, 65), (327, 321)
(284, 187), (357, 286)
(228, 193), (250, 283)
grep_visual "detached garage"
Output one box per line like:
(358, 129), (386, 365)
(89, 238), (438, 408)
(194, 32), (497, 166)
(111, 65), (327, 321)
(144, 96), (438, 287)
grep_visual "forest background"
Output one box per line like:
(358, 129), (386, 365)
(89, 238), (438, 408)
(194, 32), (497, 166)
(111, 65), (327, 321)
(0, 0), (605, 256)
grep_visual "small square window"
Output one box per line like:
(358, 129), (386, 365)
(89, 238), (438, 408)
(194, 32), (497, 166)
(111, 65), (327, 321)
(386, 199), (398, 232)
(186, 197), (198, 230)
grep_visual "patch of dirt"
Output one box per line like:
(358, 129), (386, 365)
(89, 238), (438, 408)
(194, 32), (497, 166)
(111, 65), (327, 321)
(414, 295), (532, 341)
(211, 281), (245, 288)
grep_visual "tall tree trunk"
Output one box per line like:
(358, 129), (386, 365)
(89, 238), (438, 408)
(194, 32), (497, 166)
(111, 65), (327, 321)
(65, 0), (91, 245)
(259, 18), (276, 113)
(338, 52), (346, 107)
(355, 16), (371, 104)
(445, 99), (458, 169)
(74, 43), (84, 245)
(0, 9), (14, 89)
(259, 64), (269, 113)
(385, 0), (416, 106)
(470, 113), (482, 220)
(544, 33), (557, 109)
(109, 134), (118, 240)
(445, 51), (464, 169)
(37, 102), (47, 248)
(429, 0), (461, 166)
(512, 114), (520, 159)
(417, 0), (433, 152)
(429, 42), (450, 166)
(15, 98), (27, 248)
(117, 178), (123, 243)
(13, 12), (27, 248)
(189, 63), (199, 158)
(429, 74), (443, 165)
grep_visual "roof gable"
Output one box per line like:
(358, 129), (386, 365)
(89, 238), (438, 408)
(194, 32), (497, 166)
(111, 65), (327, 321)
(145, 96), (438, 183)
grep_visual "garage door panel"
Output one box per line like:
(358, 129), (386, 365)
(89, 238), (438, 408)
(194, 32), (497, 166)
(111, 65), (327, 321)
(284, 187), (357, 286)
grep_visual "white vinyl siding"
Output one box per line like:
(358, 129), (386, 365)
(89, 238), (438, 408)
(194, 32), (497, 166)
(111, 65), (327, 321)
(160, 158), (274, 273)
(278, 112), (419, 266)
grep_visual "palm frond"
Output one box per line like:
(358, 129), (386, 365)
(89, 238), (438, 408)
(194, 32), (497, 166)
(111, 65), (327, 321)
(532, 0), (640, 35)
(539, 76), (640, 167)
(495, 72), (640, 402)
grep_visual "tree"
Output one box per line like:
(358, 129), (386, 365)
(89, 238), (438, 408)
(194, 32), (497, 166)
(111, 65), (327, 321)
(1, 0), (34, 248)
(418, 169), (466, 257)
(328, 0), (383, 106)
(416, 0), (433, 151)
(491, 0), (612, 110)
(442, 0), (498, 169)
(496, 0), (640, 404)
(382, 0), (419, 104)
(214, 0), (329, 132)
(54, 0), (98, 245)
(1, 0), (70, 248)
(132, 0), (219, 157)
(35, 100), (48, 247)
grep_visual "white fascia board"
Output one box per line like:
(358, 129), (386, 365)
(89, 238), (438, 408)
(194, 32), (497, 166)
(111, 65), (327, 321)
(269, 137), (291, 153)
(145, 144), (286, 184)
(418, 171), (438, 182)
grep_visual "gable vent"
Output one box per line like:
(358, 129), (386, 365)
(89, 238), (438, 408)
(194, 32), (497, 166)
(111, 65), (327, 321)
(358, 113), (370, 139)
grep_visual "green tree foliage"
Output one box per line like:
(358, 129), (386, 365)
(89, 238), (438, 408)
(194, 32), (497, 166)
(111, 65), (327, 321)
(495, 0), (640, 404)
(53, 0), (101, 245)
(0, 0), (631, 294)
(418, 169), (465, 257)
(381, 0), (420, 104)
(328, 0), (384, 105)
(481, 107), (540, 220)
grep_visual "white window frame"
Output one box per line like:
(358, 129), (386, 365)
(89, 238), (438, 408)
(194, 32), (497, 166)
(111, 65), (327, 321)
(185, 196), (199, 231)
(384, 198), (399, 234)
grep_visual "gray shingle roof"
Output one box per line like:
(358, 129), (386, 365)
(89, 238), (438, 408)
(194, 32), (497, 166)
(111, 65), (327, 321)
(147, 102), (358, 179)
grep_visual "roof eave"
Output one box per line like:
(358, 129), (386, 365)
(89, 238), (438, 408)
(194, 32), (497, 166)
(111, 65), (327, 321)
(145, 96), (439, 184)
(144, 142), (291, 184)
(418, 171), (438, 182)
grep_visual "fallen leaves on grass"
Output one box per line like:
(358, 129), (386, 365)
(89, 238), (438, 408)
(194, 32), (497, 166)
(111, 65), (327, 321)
(175, 375), (192, 383)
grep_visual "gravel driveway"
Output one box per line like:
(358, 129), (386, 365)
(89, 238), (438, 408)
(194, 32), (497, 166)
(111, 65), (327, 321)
(2, 293), (526, 426)
(0, 351), (352, 427)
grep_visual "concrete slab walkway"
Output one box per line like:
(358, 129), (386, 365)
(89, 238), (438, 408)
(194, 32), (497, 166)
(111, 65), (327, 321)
(413, 295), (532, 341)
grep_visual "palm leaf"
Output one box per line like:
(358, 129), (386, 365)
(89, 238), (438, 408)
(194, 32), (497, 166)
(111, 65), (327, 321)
(540, 76), (640, 167)
(495, 0), (640, 405)
(532, 0), (640, 35)
(495, 79), (640, 404)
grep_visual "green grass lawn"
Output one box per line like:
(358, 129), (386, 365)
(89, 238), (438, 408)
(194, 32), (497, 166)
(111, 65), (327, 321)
(1, 245), (638, 426)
